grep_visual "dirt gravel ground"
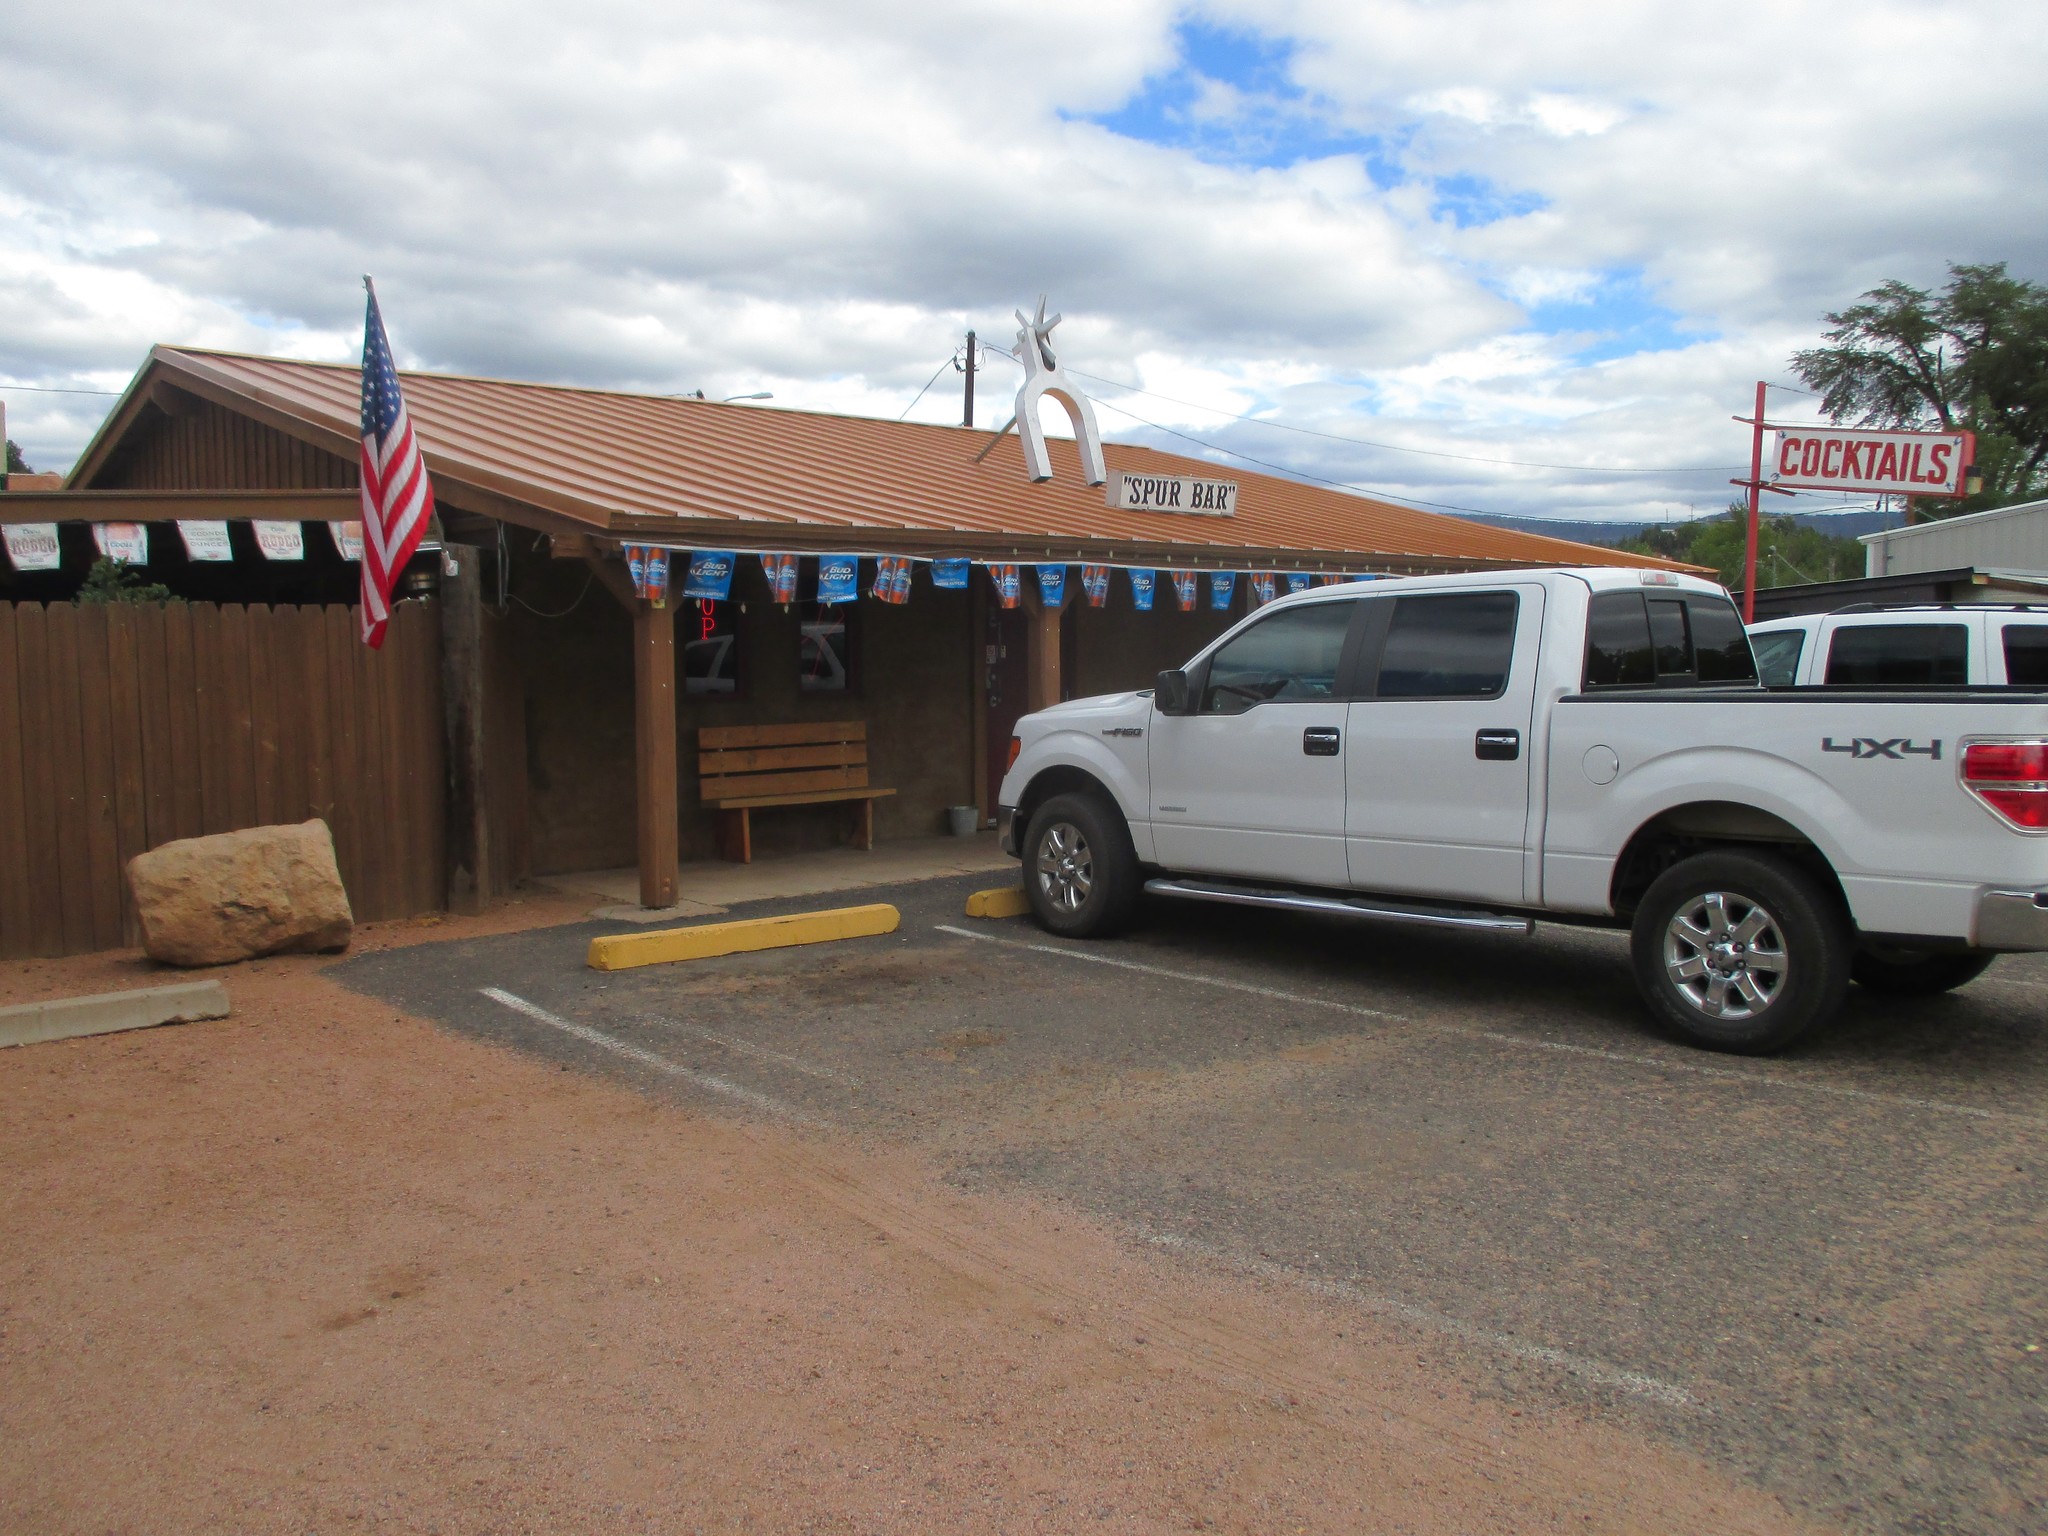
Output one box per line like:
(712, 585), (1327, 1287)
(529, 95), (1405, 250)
(0, 902), (1814, 1534)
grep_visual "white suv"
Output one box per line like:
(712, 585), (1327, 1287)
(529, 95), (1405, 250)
(1748, 605), (2048, 688)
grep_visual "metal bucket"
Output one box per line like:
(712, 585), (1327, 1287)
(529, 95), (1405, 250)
(946, 805), (980, 837)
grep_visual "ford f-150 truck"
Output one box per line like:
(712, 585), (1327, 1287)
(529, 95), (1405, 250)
(996, 567), (2048, 1054)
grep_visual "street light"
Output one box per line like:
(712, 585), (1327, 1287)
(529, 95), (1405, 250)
(723, 391), (773, 403)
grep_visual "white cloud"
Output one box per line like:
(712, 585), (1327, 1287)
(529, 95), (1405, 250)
(0, 0), (2038, 524)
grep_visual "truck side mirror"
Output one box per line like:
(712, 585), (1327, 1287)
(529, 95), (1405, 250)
(1154, 669), (1191, 715)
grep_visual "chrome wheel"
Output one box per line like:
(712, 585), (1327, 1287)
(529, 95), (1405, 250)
(1034, 820), (1093, 913)
(1663, 891), (1788, 1020)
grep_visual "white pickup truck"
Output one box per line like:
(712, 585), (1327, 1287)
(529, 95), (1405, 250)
(996, 567), (2048, 1053)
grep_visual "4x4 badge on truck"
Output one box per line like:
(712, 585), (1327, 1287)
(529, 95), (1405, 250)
(1822, 736), (1942, 760)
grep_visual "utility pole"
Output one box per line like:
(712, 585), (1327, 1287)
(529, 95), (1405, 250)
(962, 330), (976, 428)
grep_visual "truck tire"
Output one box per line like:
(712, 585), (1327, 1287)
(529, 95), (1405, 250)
(1022, 791), (1139, 938)
(1850, 944), (1996, 997)
(1629, 850), (1850, 1055)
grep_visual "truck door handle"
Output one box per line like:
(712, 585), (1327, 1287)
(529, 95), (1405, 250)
(1302, 726), (1341, 757)
(1475, 728), (1520, 761)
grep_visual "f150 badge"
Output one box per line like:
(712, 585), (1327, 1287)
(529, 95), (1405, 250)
(1101, 727), (1144, 738)
(1822, 736), (1942, 760)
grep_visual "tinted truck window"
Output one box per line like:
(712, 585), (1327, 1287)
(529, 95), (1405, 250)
(1585, 592), (1654, 688)
(1374, 592), (1518, 699)
(2004, 625), (2048, 686)
(1687, 597), (1759, 683)
(1200, 601), (1355, 714)
(1824, 624), (1968, 686)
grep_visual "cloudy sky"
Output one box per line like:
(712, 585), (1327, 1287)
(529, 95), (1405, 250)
(3, 0), (2040, 521)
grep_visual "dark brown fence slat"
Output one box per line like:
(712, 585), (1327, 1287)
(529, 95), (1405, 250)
(270, 606), (310, 824)
(217, 604), (258, 832)
(246, 605), (284, 827)
(404, 600), (446, 916)
(44, 604), (97, 955)
(135, 603), (177, 853)
(323, 605), (364, 909)
(162, 603), (204, 844)
(105, 605), (152, 944)
(14, 606), (64, 957)
(72, 606), (126, 950)
(355, 606), (396, 918)
(301, 606), (335, 854)
(0, 606), (34, 959)
(191, 604), (231, 834)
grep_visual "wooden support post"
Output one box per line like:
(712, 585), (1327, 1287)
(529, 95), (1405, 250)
(440, 545), (490, 913)
(1027, 587), (1063, 713)
(969, 574), (989, 823)
(634, 600), (680, 909)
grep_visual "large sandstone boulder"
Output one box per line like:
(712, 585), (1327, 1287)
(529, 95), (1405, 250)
(128, 820), (354, 966)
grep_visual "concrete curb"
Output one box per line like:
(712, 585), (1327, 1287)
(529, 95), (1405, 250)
(0, 980), (231, 1049)
(586, 903), (901, 971)
(964, 886), (1031, 919)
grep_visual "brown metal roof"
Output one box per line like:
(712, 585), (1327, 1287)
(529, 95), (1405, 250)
(68, 345), (1689, 575)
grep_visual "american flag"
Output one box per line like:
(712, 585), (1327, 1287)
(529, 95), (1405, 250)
(357, 281), (435, 647)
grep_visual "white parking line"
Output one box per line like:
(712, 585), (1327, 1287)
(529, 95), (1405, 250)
(479, 988), (807, 1121)
(934, 925), (2045, 1127)
(1138, 1227), (1697, 1410)
(643, 1017), (863, 1088)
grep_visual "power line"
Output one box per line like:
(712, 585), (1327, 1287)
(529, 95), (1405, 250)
(1089, 396), (1506, 517)
(1057, 362), (1747, 476)
(0, 383), (122, 395)
(896, 357), (952, 421)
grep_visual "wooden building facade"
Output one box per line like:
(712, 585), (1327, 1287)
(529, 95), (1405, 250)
(0, 346), (1683, 956)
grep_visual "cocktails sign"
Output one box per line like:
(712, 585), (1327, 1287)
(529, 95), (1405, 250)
(1771, 427), (1974, 497)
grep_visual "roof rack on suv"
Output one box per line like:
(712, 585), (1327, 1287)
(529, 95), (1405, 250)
(1819, 602), (2048, 616)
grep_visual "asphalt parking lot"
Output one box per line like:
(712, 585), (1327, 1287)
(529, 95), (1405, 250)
(332, 872), (2048, 1534)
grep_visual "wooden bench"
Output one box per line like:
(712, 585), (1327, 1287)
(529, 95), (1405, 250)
(697, 721), (896, 864)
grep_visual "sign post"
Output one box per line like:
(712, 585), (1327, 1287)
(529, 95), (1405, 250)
(1731, 384), (1974, 620)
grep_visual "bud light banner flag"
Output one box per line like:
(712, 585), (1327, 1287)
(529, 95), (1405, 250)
(625, 545), (671, 606)
(1209, 571), (1236, 610)
(816, 555), (859, 605)
(872, 555), (912, 604)
(1081, 565), (1111, 607)
(760, 552), (799, 603)
(1251, 571), (1277, 606)
(989, 563), (1022, 609)
(1128, 568), (1156, 611)
(930, 557), (970, 590)
(1034, 564), (1066, 608)
(1286, 573), (1312, 595)
(683, 550), (736, 601)
(1170, 570), (1197, 611)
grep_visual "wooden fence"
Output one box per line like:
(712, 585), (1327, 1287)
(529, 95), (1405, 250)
(0, 599), (445, 960)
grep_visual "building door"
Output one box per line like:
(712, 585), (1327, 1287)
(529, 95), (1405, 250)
(985, 603), (1032, 815)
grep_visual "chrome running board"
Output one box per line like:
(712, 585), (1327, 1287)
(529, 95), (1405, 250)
(1143, 877), (1533, 934)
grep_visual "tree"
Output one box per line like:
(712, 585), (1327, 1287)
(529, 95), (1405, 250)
(1616, 503), (1867, 590)
(1791, 262), (2048, 515)
(4, 440), (28, 475)
(74, 558), (176, 605)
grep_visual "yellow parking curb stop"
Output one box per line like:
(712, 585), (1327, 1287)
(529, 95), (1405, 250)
(964, 886), (1031, 920)
(586, 902), (901, 971)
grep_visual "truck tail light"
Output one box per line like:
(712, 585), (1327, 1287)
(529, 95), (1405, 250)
(1005, 735), (1022, 774)
(1961, 739), (2048, 830)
